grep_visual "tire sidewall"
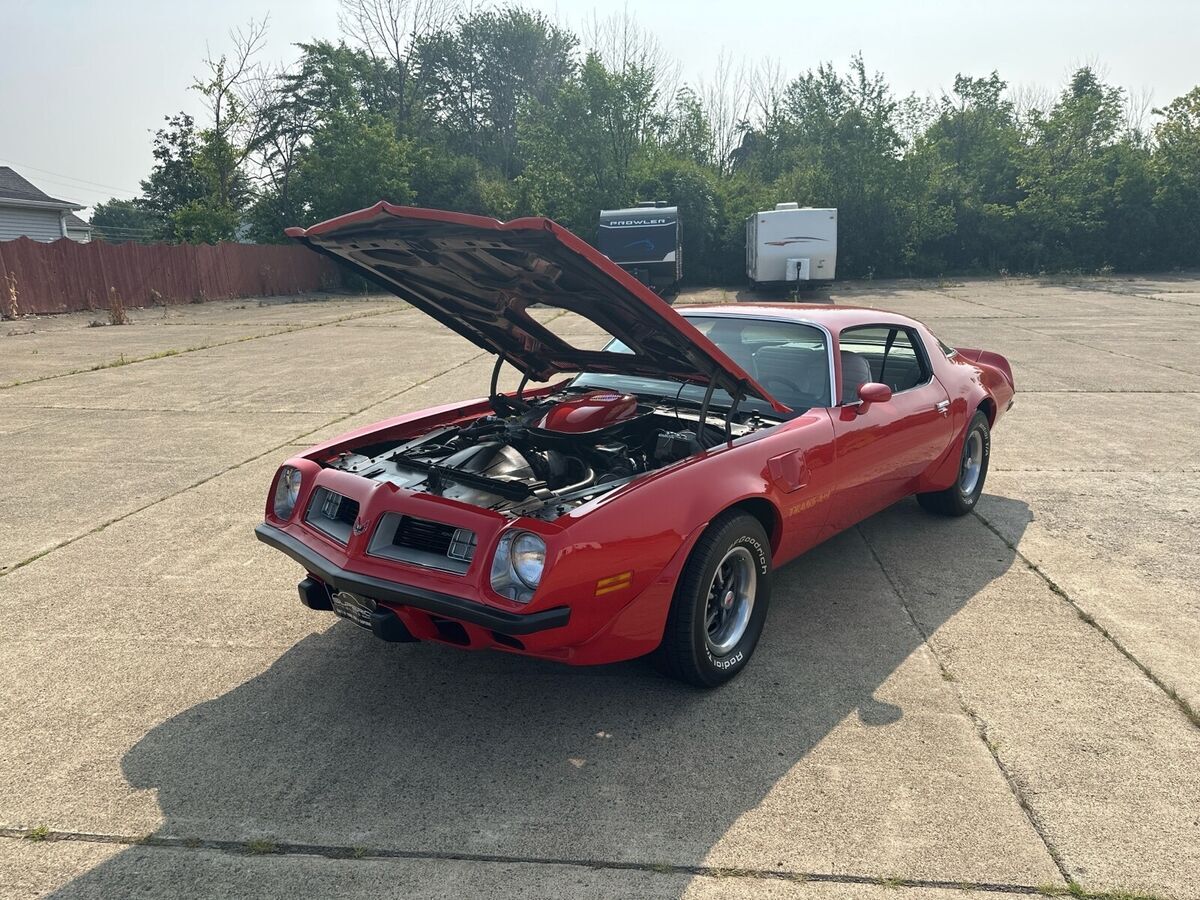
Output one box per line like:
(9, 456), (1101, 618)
(690, 519), (771, 685)
(958, 412), (991, 509)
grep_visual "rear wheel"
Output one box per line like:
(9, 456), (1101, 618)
(657, 512), (771, 687)
(917, 410), (991, 517)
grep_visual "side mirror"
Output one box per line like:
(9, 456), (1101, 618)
(856, 382), (892, 410)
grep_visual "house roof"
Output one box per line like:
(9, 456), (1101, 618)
(65, 211), (91, 230)
(0, 166), (84, 210)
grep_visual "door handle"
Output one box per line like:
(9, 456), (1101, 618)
(935, 400), (950, 416)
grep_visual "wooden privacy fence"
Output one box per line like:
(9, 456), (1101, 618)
(0, 237), (342, 315)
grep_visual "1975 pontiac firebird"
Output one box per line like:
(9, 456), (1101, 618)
(256, 204), (1015, 686)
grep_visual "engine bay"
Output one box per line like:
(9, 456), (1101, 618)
(323, 388), (766, 520)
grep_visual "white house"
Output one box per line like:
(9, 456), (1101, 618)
(0, 166), (92, 242)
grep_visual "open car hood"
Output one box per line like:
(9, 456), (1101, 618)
(286, 204), (786, 412)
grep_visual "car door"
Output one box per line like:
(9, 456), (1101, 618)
(824, 325), (954, 532)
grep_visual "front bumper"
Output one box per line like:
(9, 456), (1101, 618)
(254, 523), (571, 636)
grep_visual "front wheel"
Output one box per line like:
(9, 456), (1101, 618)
(657, 512), (772, 687)
(917, 410), (991, 516)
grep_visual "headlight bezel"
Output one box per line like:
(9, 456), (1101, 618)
(272, 465), (303, 518)
(490, 529), (548, 603)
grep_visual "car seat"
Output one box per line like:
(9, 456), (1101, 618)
(752, 345), (831, 408)
(840, 351), (872, 403)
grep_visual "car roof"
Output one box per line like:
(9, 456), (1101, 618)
(676, 304), (924, 333)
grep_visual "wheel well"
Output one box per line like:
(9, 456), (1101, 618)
(725, 497), (782, 554)
(978, 397), (996, 426)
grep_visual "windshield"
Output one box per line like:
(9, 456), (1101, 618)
(572, 315), (831, 416)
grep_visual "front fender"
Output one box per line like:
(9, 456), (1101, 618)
(536, 414), (836, 655)
(562, 519), (710, 664)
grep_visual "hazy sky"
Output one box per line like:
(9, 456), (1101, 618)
(3, 0), (1197, 215)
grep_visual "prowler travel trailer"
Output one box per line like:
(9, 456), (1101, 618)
(597, 202), (681, 294)
(746, 203), (837, 291)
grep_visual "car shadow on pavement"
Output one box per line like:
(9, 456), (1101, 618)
(48, 495), (1030, 898)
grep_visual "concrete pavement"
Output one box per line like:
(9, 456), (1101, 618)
(1, 276), (1197, 899)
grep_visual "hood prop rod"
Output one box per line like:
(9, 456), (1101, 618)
(724, 386), (744, 445)
(696, 376), (717, 449)
(489, 355), (529, 415)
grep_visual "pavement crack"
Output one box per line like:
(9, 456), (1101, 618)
(971, 510), (1200, 732)
(1003, 318), (1200, 382)
(0, 350), (488, 577)
(0, 828), (1054, 895)
(856, 525), (1075, 889)
(0, 305), (401, 391)
(926, 285), (1032, 318)
(1058, 279), (1200, 310)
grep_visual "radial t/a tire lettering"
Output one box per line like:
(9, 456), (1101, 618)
(918, 410), (991, 517)
(657, 511), (772, 687)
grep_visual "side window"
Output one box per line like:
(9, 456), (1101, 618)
(839, 326), (932, 396)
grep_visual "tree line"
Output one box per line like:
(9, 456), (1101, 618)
(92, 1), (1200, 282)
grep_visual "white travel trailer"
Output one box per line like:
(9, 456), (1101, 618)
(746, 203), (837, 289)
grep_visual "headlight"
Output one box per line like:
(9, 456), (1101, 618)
(490, 530), (547, 602)
(273, 466), (303, 518)
(511, 532), (546, 587)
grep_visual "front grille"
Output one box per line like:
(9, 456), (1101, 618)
(305, 488), (361, 544)
(393, 516), (456, 555)
(367, 514), (477, 574)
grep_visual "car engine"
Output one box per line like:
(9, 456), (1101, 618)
(323, 389), (757, 520)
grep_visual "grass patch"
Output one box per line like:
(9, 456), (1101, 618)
(25, 825), (51, 842)
(245, 838), (278, 855)
(1035, 880), (1169, 900)
(705, 867), (756, 878)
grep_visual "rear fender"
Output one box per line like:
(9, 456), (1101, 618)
(956, 348), (1014, 390)
(954, 347), (1015, 426)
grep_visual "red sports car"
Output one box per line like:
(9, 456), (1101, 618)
(256, 204), (1014, 686)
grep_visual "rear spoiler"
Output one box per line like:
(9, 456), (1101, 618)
(955, 348), (1014, 387)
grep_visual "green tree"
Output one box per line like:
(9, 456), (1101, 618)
(416, 8), (576, 178)
(1152, 87), (1200, 267)
(90, 198), (163, 244)
(661, 87), (715, 168)
(139, 113), (208, 240)
(761, 57), (945, 276)
(292, 112), (414, 223)
(171, 200), (243, 244)
(135, 9), (1200, 278)
(908, 73), (1023, 271)
(1015, 67), (1149, 270)
(515, 52), (661, 233)
(632, 154), (722, 282)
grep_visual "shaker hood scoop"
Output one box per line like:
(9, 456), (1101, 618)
(286, 203), (786, 412)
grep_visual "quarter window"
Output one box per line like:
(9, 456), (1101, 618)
(839, 326), (932, 396)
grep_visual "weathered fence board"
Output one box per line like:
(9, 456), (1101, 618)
(0, 237), (340, 315)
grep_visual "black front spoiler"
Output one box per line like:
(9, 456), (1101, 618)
(255, 523), (570, 636)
